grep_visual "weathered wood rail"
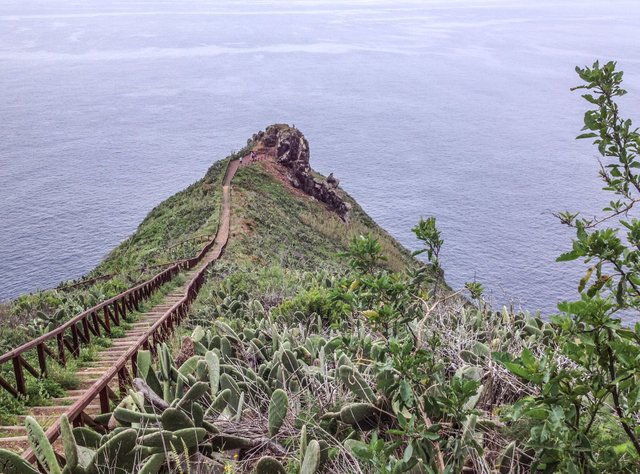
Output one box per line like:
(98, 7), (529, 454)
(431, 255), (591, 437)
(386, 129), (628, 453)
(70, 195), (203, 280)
(0, 263), (185, 398)
(9, 157), (239, 464)
(57, 259), (183, 292)
(0, 156), (240, 464)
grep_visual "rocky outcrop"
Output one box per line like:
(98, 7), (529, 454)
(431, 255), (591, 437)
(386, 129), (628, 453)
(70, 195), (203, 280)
(253, 124), (351, 220)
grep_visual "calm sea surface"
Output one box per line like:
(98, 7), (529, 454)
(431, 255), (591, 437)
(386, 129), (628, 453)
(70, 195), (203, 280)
(1, 0), (640, 320)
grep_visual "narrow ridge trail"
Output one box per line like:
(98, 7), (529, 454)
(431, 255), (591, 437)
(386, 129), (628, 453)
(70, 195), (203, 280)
(0, 158), (241, 455)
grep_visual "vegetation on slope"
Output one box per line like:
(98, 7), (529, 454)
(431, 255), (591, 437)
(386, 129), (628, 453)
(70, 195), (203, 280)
(2, 62), (640, 474)
(94, 157), (229, 275)
(0, 153), (235, 422)
(0, 155), (231, 352)
(224, 162), (414, 273)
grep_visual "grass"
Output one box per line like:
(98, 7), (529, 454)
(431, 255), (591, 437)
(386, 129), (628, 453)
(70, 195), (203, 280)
(224, 163), (416, 273)
(94, 158), (229, 275)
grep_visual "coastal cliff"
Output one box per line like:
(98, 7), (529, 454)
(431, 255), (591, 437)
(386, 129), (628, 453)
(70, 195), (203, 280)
(253, 124), (351, 221)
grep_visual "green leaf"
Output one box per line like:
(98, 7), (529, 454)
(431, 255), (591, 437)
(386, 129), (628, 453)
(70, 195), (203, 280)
(557, 250), (580, 262)
(403, 444), (413, 463)
(520, 348), (537, 371)
(583, 111), (600, 130)
(502, 361), (532, 381)
(524, 407), (548, 420)
(576, 132), (598, 139)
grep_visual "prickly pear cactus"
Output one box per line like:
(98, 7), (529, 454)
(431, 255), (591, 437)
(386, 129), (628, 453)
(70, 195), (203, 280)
(268, 389), (288, 436)
(60, 415), (78, 471)
(0, 449), (39, 474)
(337, 365), (375, 403)
(300, 440), (321, 474)
(25, 416), (61, 474)
(253, 456), (286, 474)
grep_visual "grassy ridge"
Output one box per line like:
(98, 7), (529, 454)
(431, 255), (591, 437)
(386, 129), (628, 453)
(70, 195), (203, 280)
(224, 162), (415, 273)
(93, 157), (229, 275)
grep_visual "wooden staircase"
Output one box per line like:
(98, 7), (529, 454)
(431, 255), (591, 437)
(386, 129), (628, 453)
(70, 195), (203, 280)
(0, 158), (241, 457)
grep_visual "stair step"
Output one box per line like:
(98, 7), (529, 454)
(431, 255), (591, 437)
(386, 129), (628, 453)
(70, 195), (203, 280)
(28, 404), (101, 416)
(17, 415), (60, 428)
(0, 436), (28, 453)
(0, 426), (27, 437)
(0, 167), (236, 453)
(48, 396), (101, 406)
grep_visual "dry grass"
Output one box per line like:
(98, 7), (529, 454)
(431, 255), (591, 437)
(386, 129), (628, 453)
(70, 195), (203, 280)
(298, 211), (412, 273)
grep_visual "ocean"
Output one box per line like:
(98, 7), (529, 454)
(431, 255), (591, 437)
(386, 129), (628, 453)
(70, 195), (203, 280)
(1, 0), (640, 320)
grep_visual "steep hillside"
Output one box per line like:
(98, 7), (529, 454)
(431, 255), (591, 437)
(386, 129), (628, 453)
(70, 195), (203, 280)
(94, 156), (231, 275)
(225, 159), (414, 273)
(4, 124), (637, 473)
(0, 154), (235, 352)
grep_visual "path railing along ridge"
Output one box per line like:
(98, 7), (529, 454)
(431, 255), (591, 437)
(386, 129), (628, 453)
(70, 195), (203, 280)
(57, 257), (195, 292)
(21, 157), (236, 462)
(22, 210), (231, 463)
(0, 158), (234, 406)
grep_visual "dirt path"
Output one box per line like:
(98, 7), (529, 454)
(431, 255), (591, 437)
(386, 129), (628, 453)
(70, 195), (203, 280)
(0, 158), (241, 454)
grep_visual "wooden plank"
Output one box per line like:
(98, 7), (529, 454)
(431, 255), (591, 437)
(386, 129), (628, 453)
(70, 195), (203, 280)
(80, 412), (106, 433)
(19, 355), (40, 378)
(90, 312), (100, 336)
(99, 387), (110, 414)
(43, 343), (57, 361)
(71, 324), (81, 355)
(113, 302), (120, 325)
(106, 385), (118, 401)
(13, 356), (26, 396)
(57, 333), (66, 366)
(0, 374), (19, 397)
(118, 367), (129, 397)
(63, 336), (74, 356)
(82, 317), (91, 343)
(131, 351), (138, 379)
(36, 344), (47, 376)
(102, 306), (111, 333)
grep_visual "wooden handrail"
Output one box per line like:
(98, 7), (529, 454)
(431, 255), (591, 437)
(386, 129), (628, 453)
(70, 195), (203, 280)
(0, 157), (234, 402)
(0, 264), (181, 365)
(58, 259), (184, 291)
(21, 156), (237, 463)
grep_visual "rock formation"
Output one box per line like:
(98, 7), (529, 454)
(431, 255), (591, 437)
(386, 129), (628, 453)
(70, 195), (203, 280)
(253, 124), (351, 220)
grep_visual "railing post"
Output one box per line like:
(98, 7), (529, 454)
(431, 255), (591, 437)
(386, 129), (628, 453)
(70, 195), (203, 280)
(92, 311), (100, 336)
(99, 387), (110, 414)
(72, 415), (82, 428)
(131, 351), (138, 378)
(103, 307), (111, 333)
(57, 333), (66, 366)
(82, 317), (91, 343)
(113, 303), (120, 325)
(134, 291), (140, 311)
(13, 356), (26, 396)
(36, 343), (47, 377)
(118, 368), (128, 397)
(120, 299), (127, 320)
(71, 324), (80, 356)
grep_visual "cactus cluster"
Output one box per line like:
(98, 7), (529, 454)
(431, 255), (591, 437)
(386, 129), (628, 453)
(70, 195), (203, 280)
(0, 279), (554, 474)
